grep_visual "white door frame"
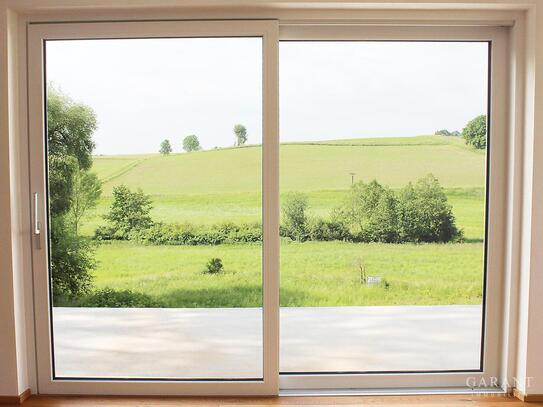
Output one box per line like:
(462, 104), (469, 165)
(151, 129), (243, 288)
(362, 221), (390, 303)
(277, 24), (509, 392)
(27, 19), (279, 396)
(26, 18), (510, 396)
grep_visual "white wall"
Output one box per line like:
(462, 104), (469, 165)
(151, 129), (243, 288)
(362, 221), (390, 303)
(0, 5), (30, 398)
(0, 0), (542, 398)
(515, 3), (543, 396)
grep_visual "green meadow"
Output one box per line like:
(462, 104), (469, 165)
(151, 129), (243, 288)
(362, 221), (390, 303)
(81, 135), (487, 307)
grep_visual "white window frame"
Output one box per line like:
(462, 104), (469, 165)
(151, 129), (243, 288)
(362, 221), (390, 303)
(27, 20), (280, 396)
(277, 24), (509, 392)
(24, 15), (513, 397)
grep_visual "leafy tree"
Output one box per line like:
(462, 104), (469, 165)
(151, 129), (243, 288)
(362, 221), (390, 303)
(104, 185), (153, 238)
(233, 124), (248, 146)
(47, 84), (97, 170)
(182, 135), (201, 152)
(48, 154), (78, 216)
(47, 85), (98, 299)
(69, 168), (102, 236)
(463, 114), (487, 149)
(334, 180), (399, 242)
(398, 174), (461, 243)
(281, 192), (309, 241)
(159, 139), (172, 155)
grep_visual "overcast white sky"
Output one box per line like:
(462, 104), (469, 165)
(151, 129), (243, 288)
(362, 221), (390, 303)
(46, 38), (488, 155)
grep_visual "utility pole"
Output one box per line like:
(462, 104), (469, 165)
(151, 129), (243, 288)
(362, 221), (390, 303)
(349, 172), (356, 185)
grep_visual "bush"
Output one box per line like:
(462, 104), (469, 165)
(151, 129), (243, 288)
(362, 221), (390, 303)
(94, 225), (122, 241)
(134, 221), (262, 245)
(281, 192), (309, 241)
(463, 114), (487, 149)
(334, 175), (460, 243)
(81, 288), (161, 307)
(50, 216), (94, 301)
(204, 258), (224, 274)
(334, 180), (399, 243)
(398, 174), (462, 243)
(307, 218), (350, 241)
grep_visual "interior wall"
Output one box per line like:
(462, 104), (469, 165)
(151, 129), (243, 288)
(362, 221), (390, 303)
(516, 3), (543, 396)
(0, 0), (542, 398)
(0, 5), (29, 398)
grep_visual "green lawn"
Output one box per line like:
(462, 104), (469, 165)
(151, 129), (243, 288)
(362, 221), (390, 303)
(73, 135), (487, 307)
(90, 240), (484, 307)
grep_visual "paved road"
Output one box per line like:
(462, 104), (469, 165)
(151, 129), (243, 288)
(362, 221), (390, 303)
(53, 305), (482, 379)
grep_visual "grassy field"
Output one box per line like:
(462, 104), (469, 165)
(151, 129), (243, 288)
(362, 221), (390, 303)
(76, 135), (487, 307)
(91, 241), (484, 307)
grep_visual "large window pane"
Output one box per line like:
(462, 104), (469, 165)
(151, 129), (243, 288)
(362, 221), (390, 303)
(45, 37), (263, 379)
(279, 41), (488, 373)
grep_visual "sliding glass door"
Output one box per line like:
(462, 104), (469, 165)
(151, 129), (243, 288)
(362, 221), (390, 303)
(28, 19), (506, 395)
(29, 20), (279, 395)
(277, 26), (507, 391)
(279, 40), (489, 373)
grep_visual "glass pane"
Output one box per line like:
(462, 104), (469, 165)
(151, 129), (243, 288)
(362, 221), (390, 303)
(45, 37), (263, 379)
(279, 41), (488, 373)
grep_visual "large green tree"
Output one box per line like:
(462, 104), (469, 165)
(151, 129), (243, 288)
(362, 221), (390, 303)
(397, 174), (461, 243)
(47, 85), (99, 299)
(462, 114), (487, 149)
(47, 85), (97, 170)
(104, 185), (153, 238)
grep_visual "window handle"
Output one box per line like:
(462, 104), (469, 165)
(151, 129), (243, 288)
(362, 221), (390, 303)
(34, 192), (41, 249)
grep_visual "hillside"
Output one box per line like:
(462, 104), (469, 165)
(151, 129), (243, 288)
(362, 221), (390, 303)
(80, 135), (485, 239)
(91, 135), (485, 196)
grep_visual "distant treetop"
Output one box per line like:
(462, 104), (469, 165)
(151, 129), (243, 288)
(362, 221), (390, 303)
(183, 135), (201, 152)
(159, 139), (172, 155)
(233, 124), (248, 146)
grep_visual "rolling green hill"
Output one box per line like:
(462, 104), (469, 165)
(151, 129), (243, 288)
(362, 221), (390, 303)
(82, 135), (486, 239)
(91, 135), (485, 195)
(73, 135), (488, 308)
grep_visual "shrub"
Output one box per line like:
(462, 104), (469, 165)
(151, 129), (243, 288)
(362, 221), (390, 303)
(103, 185), (153, 239)
(307, 218), (350, 241)
(81, 288), (161, 308)
(334, 180), (399, 243)
(134, 221), (262, 245)
(93, 225), (120, 241)
(50, 216), (94, 301)
(334, 176), (460, 243)
(204, 258), (224, 274)
(281, 192), (309, 241)
(398, 174), (462, 243)
(463, 114), (487, 149)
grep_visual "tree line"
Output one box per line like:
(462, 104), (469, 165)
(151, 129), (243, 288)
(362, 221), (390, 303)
(159, 124), (248, 155)
(435, 114), (487, 150)
(94, 174), (462, 246)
